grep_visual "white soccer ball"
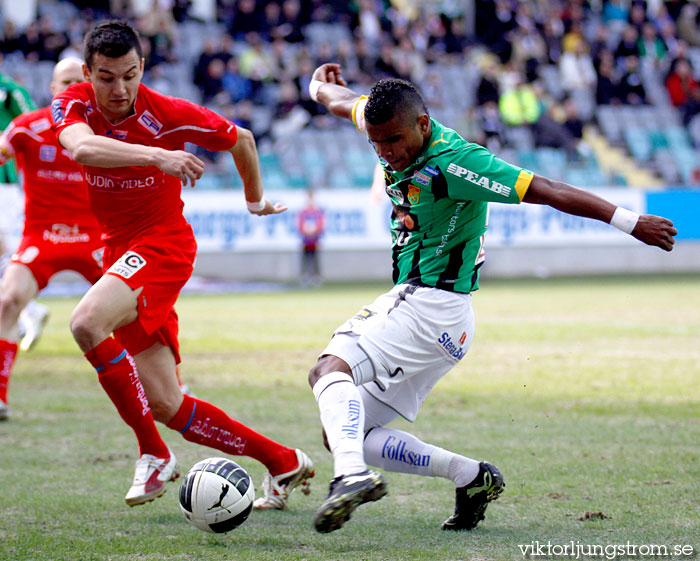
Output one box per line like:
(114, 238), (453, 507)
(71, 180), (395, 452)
(179, 457), (255, 533)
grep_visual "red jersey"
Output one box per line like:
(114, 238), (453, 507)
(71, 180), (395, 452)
(3, 107), (99, 236)
(51, 83), (238, 244)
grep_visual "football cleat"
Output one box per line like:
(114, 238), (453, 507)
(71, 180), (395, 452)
(124, 447), (180, 506)
(313, 469), (387, 533)
(253, 449), (315, 510)
(441, 461), (504, 531)
(18, 302), (50, 352)
(0, 398), (9, 421)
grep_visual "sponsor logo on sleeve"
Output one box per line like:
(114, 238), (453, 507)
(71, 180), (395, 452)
(446, 162), (512, 197)
(424, 165), (439, 177)
(137, 110), (163, 135)
(50, 99), (64, 123)
(107, 251), (147, 279)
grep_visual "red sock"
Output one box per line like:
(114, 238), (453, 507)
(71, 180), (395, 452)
(85, 338), (169, 458)
(0, 339), (18, 403)
(167, 394), (297, 475)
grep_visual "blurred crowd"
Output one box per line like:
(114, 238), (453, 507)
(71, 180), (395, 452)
(1, 0), (700, 164)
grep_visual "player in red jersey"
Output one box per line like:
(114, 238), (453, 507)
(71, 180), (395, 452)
(51, 21), (314, 508)
(0, 58), (103, 421)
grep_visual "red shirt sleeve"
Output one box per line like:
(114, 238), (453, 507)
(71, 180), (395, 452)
(155, 96), (238, 151)
(50, 83), (91, 134)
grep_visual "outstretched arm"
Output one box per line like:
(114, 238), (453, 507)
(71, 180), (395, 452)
(58, 122), (205, 186)
(523, 175), (677, 251)
(226, 126), (286, 215)
(310, 63), (361, 121)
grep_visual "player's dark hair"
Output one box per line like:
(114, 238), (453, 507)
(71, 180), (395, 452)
(84, 20), (143, 69)
(365, 79), (428, 126)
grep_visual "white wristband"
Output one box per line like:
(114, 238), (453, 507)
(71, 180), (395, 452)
(309, 79), (324, 102)
(610, 207), (639, 234)
(246, 199), (265, 212)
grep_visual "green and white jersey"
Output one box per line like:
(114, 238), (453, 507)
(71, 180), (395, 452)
(353, 97), (533, 293)
(0, 74), (36, 183)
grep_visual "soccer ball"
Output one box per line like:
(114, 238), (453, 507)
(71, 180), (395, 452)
(179, 457), (255, 533)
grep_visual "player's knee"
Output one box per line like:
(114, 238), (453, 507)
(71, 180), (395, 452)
(0, 290), (25, 321)
(308, 355), (352, 388)
(69, 307), (101, 347)
(149, 397), (177, 424)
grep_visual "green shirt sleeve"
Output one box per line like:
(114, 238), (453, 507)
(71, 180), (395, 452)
(439, 142), (533, 203)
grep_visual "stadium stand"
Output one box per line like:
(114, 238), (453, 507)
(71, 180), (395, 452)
(1, 0), (699, 188)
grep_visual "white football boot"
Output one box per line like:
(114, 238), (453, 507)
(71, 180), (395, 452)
(124, 446), (180, 506)
(18, 301), (50, 352)
(253, 449), (315, 510)
(0, 398), (9, 421)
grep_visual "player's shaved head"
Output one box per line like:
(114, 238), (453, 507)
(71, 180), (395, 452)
(365, 79), (428, 127)
(84, 20), (143, 69)
(51, 57), (85, 95)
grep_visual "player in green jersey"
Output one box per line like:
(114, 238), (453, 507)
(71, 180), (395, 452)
(0, 73), (36, 183)
(305, 63), (677, 534)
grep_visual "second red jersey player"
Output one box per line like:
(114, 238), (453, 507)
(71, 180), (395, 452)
(0, 58), (103, 421)
(51, 20), (314, 510)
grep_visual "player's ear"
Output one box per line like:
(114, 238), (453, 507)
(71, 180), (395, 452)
(82, 64), (90, 81)
(417, 113), (430, 134)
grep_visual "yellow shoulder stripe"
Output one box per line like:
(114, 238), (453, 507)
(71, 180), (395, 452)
(352, 95), (368, 132)
(515, 170), (534, 202)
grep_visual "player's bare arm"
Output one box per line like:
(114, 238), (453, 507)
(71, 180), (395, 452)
(310, 63), (359, 120)
(58, 122), (205, 186)
(228, 126), (287, 215)
(524, 175), (677, 251)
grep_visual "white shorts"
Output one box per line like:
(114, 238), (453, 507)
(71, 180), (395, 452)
(321, 283), (474, 422)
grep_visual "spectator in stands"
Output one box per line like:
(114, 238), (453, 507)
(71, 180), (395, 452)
(443, 15), (470, 56)
(628, 2), (648, 34)
(277, 0), (305, 43)
(1, 21), (22, 54)
(559, 36), (597, 96)
(665, 58), (700, 126)
(618, 54), (647, 104)
(476, 57), (501, 106)
(38, 17), (70, 62)
(615, 24), (640, 60)
(421, 71), (444, 109)
(193, 38), (231, 98)
(677, 3), (700, 48)
(138, 0), (178, 67)
(238, 31), (277, 104)
(18, 21), (43, 62)
(229, 0), (264, 40)
(499, 74), (580, 160)
(200, 58), (226, 104)
(510, 20), (548, 83)
(355, 0), (384, 47)
(222, 58), (252, 104)
(658, 19), (683, 61)
(542, 18), (564, 65)
(595, 49), (623, 105)
(375, 41), (402, 80)
(636, 21), (667, 68)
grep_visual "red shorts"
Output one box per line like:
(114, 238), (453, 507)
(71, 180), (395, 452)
(11, 226), (104, 290)
(104, 228), (197, 364)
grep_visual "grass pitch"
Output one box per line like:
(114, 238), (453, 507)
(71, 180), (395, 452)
(1, 275), (699, 561)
